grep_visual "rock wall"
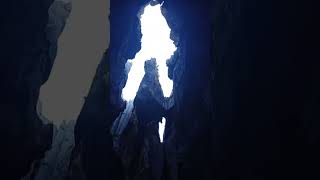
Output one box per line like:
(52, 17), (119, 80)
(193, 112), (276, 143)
(0, 0), (55, 179)
(1, 0), (317, 180)
(84, 0), (317, 179)
(210, 1), (318, 179)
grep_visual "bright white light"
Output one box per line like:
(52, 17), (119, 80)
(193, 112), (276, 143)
(159, 117), (166, 143)
(121, 3), (177, 101)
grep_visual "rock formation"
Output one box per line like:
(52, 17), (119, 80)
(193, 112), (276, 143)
(0, 0), (317, 180)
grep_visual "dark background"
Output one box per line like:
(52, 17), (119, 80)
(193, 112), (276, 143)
(0, 0), (318, 180)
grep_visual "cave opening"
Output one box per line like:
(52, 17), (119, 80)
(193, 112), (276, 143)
(118, 2), (176, 143)
(121, 2), (177, 102)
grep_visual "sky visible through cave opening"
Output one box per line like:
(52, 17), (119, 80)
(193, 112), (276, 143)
(121, 2), (176, 143)
(121, 2), (177, 102)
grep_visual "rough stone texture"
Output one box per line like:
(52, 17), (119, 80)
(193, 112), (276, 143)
(70, 1), (151, 179)
(112, 59), (169, 180)
(1, 0), (317, 180)
(0, 0), (73, 179)
(82, 0), (316, 179)
(20, 1), (75, 180)
(0, 0), (55, 179)
(131, 59), (168, 180)
(22, 120), (76, 180)
(71, 50), (125, 180)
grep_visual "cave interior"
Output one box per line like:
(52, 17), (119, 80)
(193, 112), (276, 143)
(0, 0), (318, 180)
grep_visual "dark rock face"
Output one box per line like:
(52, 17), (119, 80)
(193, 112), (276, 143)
(78, 0), (317, 180)
(72, 51), (125, 180)
(133, 60), (167, 180)
(71, 1), (151, 179)
(122, 59), (166, 180)
(210, 1), (318, 179)
(2, 0), (317, 180)
(0, 0), (56, 179)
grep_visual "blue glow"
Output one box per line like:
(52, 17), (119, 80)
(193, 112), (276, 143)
(121, 3), (177, 101)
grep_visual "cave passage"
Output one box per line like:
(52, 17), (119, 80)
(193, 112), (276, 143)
(121, 2), (177, 101)
(114, 2), (176, 143)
